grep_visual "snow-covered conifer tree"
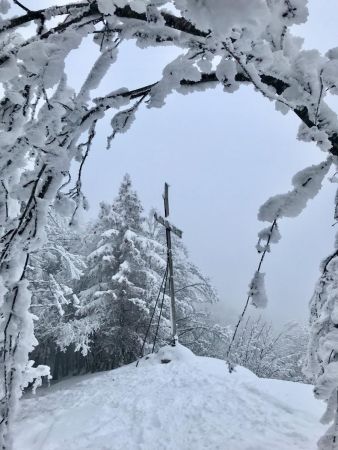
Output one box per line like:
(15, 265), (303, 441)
(27, 212), (85, 379)
(76, 175), (154, 369)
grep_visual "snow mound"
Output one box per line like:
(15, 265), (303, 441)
(140, 343), (195, 365)
(14, 346), (325, 450)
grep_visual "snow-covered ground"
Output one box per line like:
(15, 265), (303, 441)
(14, 345), (325, 450)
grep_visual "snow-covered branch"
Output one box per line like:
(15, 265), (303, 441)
(2, 1), (338, 447)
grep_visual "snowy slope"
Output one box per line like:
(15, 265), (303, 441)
(14, 345), (325, 450)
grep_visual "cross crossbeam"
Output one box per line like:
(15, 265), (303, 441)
(153, 213), (183, 239)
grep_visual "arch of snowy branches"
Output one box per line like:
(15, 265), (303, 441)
(1, 0), (338, 448)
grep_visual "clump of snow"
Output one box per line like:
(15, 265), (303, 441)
(322, 60), (338, 95)
(248, 271), (268, 308)
(256, 223), (281, 253)
(0, 0), (10, 14)
(130, 0), (147, 13)
(176, 0), (269, 38)
(97, 0), (116, 15)
(141, 343), (195, 365)
(298, 125), (332, 152)
(258, 158), (332, 222)
(13, 346), (325, 450)
(110, 107), (136, 137)
(0, 56), (18, 82)
(21, 361), (51, 395)
(148, 55), (201, 108)
(216, 58), (239, 93)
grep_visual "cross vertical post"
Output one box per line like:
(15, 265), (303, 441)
(154, 183), (183, 346)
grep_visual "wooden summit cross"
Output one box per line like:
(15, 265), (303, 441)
(154, 183), (183, 346)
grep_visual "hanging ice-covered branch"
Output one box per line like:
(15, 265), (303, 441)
(226, 218), (277, 367)
(253, 157), (332, 306)
(227, 157), (332, 368)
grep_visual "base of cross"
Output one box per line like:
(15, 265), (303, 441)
(170, 334), (178, 347)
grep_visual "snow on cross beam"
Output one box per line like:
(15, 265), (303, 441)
(154, 212), (183, 239)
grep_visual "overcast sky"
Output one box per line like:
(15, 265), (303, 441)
(35, 0), (338, 326)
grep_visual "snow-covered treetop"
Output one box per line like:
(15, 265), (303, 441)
(113, 173), (144, 231)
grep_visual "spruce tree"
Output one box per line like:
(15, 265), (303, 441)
(77, 175), (154, 369)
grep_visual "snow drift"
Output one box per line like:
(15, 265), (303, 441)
(14, 345), (325, 450)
